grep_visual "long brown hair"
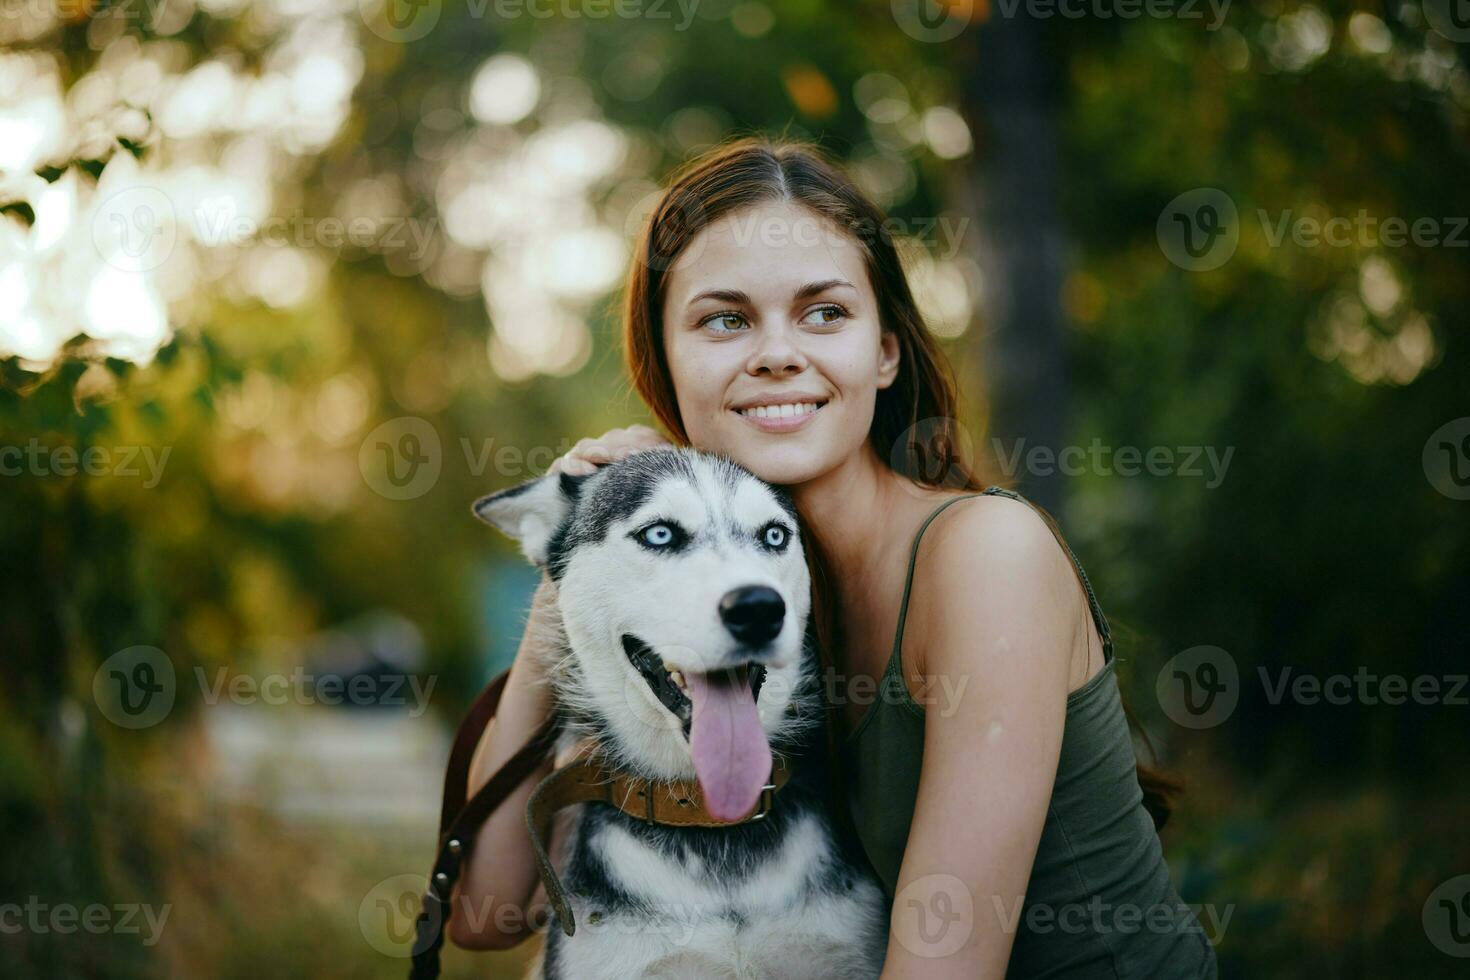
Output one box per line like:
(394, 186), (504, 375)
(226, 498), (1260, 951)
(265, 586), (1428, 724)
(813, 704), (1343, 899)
(621, 136), (1179, 829)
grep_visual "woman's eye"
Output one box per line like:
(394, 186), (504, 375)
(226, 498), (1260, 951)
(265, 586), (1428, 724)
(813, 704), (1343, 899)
(762, 525), (789, 550)
(802, 305), (847, 326)
(640, 523), (679, 548)
(701, 313), (747, 333)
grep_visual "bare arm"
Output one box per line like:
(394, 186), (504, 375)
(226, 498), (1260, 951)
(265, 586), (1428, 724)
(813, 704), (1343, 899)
(879, 498), (1083, 979)
(448, 575), (561, 951)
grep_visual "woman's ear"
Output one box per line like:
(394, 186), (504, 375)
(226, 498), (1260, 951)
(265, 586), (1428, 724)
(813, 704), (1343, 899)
(877, 330), (901, 389)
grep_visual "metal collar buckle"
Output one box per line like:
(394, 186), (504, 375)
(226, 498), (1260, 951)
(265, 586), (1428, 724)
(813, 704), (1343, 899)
(746, 781), (777, 822)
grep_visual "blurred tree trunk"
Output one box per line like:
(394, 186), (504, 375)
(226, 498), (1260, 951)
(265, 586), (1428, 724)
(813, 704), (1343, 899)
(959, 14), (1069, 513)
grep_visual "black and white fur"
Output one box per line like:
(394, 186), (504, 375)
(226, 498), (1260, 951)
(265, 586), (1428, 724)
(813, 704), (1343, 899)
(475, 449), (887, 980)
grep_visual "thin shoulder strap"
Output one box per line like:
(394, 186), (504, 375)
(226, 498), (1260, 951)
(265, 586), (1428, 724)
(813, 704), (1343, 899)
(890, 493), (981, 662)
(976, 487), (1113, 660)
(891, 488), (1114, 665)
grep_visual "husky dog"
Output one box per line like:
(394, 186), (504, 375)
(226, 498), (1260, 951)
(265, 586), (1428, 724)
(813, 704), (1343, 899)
(474, 448), (887, 980)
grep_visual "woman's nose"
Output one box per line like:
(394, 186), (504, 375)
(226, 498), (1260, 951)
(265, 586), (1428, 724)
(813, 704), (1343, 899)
(745, 323), (808, 377)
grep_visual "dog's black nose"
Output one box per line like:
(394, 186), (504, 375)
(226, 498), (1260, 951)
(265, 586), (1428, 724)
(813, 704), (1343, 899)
(719, 586), (785, 646)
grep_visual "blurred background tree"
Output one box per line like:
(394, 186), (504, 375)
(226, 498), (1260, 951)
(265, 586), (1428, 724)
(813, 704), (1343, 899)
(1, 1), (1466, 977)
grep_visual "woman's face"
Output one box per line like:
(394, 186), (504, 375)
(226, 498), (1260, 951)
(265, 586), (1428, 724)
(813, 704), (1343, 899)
(660, 200), (900, 486)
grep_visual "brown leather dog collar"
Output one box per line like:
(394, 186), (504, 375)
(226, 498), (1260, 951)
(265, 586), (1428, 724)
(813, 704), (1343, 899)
(526, 750), (793, 937)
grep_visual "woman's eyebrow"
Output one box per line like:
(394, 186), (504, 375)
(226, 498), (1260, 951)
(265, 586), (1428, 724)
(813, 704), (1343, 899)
(794, 278), (855, 300)
(686, 279), (856, 307)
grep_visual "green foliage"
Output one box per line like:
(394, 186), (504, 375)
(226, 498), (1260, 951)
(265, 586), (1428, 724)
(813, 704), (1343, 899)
(3, 2), (1467, 976)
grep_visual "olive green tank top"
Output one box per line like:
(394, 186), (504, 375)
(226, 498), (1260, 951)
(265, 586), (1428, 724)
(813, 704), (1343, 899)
(840, 489), (1218, 978)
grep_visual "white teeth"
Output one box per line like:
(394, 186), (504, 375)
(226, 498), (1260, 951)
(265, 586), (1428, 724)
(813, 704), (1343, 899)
(669, 670), (685, 690)
(739, 402), (821, 419)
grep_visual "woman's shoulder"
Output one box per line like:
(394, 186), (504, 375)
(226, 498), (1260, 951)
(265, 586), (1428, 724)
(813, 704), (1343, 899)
(918, 488), (1073, 586)
(905, 488), (1087, 675)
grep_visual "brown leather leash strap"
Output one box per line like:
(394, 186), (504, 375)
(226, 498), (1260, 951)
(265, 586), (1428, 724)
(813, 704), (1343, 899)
(409, 667), (561, 980)
(525, 751), (792, 937)
(408, 670), (795, 977)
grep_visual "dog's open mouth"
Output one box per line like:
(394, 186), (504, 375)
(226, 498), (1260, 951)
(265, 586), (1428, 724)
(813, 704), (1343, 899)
(621, 633), (775, 820)
(621, 634), (767, 737)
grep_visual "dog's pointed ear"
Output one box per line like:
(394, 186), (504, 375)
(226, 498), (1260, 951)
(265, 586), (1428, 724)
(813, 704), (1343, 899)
(473, 471), (590, 566)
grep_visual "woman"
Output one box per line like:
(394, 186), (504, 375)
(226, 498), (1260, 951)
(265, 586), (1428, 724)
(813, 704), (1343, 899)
(451, 138), (1218, 978)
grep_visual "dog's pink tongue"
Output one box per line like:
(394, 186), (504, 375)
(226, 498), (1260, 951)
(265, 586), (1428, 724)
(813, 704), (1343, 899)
(684, 668), (771, 821)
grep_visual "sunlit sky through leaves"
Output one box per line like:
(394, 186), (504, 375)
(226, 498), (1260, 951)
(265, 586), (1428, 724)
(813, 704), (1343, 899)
(0, 1), (980, 383)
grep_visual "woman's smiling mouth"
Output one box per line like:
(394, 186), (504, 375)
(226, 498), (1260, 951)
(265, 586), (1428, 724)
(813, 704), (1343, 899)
(732, 398), (827, 432)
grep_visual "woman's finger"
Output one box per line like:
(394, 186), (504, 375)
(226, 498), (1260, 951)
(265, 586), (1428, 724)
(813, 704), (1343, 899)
(551, 426), (670, 476)
(625, 424), (671, 449)
(550, 455), (599, 476)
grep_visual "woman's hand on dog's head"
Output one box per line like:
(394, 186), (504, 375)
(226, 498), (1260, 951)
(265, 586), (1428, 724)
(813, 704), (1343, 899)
(551, 425), (671, 476)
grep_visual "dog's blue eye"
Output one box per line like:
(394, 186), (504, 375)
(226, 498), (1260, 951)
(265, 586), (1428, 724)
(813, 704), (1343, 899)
(640, 523), (677, 548)
(762, 524), (788, 550)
